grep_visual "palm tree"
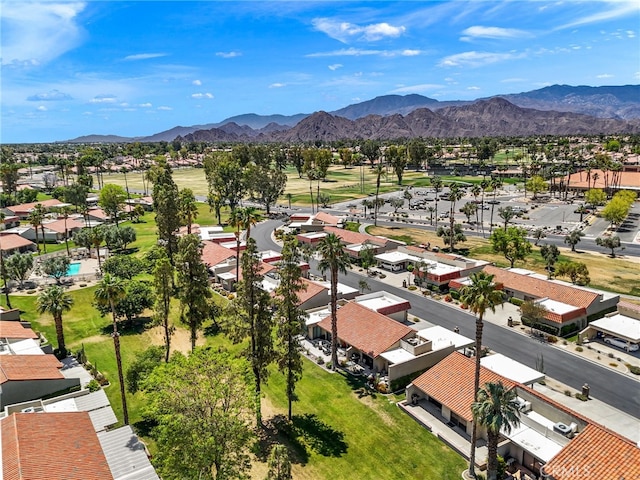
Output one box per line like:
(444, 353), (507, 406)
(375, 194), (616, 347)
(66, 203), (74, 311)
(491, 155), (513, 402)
(459, 272), (504, 478)
(317, 233), (351, 370)
(471, 381), (521, 480)
(431, 175), (443, 225)
(242, 206), (262, 240)
(178, 188), (198, 234)
(28, 204), (45, 254)
(447, 184), (465, 251)
(373, 164), (384, 226)
(480, 179), (489, 236)
(0, 211), (11, 308)
(94, 273), (129, 425)
(59, 205), (73, 256)
(37, 285), (73, 356)
(471, 184), (481, 225)
(488, 178), (502, 234)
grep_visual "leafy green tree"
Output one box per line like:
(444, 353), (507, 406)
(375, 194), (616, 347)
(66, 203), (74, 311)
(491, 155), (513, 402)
(520, 300), (548, 326)
(95, 279), (153, 324)
(153, 252), (175, 363)
(41, 256), (71, 285)
(204, 152), (245, 211)
(317, 233), (351, 370)
(497, 206), (518, 231)
(338, 147), (353, 168)
(94, 273), (129, 425)
(526, 175), (547, 200)
(402, 189), (412, 209)
(601, 195), (631, 227)
(540, 244), (560, 279)
(142, 349), (254, 480)
(103, 225), (137, 251)
(73, 227), (105, 267)
(556, 261), (590, 285)
(564, 230), (584, 252)
(37, 285), (73, 356)
(28, 203), (46, 254)
(360, 139), (380, 166)
(460, 202), (477, 224)
(532, 228), (546, 246)
(489, 227), (532, 268)
(407, 140), (426, 170)
(125, 345), (164, 394)
(359, 244), (376, 273)
(175, 234), (211, 351)
(98, 184), (127, 226)
(459, 272), (504, 478)
(471, 382), (521, 480)
(317, 192), (331, 208)
(584, 188), (606, 211)
(102, 255), (145, 280)
(387, 145), (408, 185)
(225, 238), (274, 426)
(265, 444), (292, 480)
(596, 235), (622, 258)
(274, 236), (307, 420)
(245, 165), (287, 215)
(178, 188), (198, 234)
(436, 223), (467, 252)
(64, 182), (89, 213)
(4, 252), (34, 289)
(390, 197), (404, 213)
(0, 161), (20, 198)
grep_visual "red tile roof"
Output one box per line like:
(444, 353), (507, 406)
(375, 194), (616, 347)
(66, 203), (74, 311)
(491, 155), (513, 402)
(201, 241), (236, 267)
(544, 423), (640, 480)
(297, 278), (328, 305)
(313, 211), (341, 225)
(6, 199), (63, 214)
(0, 321), (38, 340)
(42, 218), (85, 234)
(1, 412), (113, 480)
(483, 265), (600, 310)
(86, 208), (108, 220)
(0, 233), (35, 252)
(411, 352), (516, 422)
(237, 262), (276, 282)
(324, 226), (388, 246)
(0, 355), (64, 384)
(563, 169), (640, 189)
(317, 302), (413, 358)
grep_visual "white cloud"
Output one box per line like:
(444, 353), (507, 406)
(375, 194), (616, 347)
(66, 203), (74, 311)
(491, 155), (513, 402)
(467, 86), (481, 90)
(390, 84), (443, 94)
(27, 89), (72, 101)
(1, 2), (86, 66)
(556, 1), (640, 30)
(500, 78), (525, 83)
(634, 71), (640, 80)
(461, 26), (530, 40)
(596, 74), (614, 78)
(191, 92), (214, 99)
(328, 63), (343, 71)
(439, 51), (523, 68)
(37, 105), (47, 111)
(89, 94), (117, 104)
(269, 83), (286, 88)
(157, 106), (172, 111)
(139, 102), (153, 107)
(216, 51), (241, 58)
(192, 79), (202, 85)
(307, 47), (419, 58)
(123, 53), (167, 61)
(312, 18), (405, 43)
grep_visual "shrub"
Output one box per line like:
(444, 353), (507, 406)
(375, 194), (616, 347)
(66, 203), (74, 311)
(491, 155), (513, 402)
(609, 363), (618, 367)
(574, 393), (589, 401)
(79, 283), (87, 288)
(316, 357), (324, 365)
(563, 340), (568, 345)
(27, 289), (36, 294)
(86, 379), (101, 392)
(53, 347), (68, 360)
(460, 304), (468, 310)
(510, 297), (524, 306)
(575, 346), (583, 352)
(450, 290), (460, 300)
(547, 335), (558, 343)
(408, 285), (417, 291)
(608, 352), (614, 358)
(379, 274), (386, 279)
(444, 295), (452, 302)
(628, 365), (640, 375)
(564, 389), (571, 396)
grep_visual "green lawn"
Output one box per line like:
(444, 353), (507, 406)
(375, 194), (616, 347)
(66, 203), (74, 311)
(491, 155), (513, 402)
(263, 363), (466, 479)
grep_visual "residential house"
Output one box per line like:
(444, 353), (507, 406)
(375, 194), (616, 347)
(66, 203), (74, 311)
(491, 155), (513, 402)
(450, 265), (619, 334)
(2, 199), (65, 220)
(579, 300), (640, 346)
(352, 290), (411, 322)
(290, 211), (344, 232)
(7, 217), (85, 243)
(0, 354), (80, 408)
(201, 240), (237, 279)
(0, 320), (43, 355)
(1, 214), (20, 230)
(0, 232), (37, 255)
(404, 352), (640, 478)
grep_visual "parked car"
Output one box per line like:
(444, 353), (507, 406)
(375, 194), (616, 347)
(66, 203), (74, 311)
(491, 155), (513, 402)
(604, 337), (639, 352)
(487, 200), (501, 205)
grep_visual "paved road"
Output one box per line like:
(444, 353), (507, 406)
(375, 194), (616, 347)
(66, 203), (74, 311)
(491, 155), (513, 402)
(253, 220), (640, 417)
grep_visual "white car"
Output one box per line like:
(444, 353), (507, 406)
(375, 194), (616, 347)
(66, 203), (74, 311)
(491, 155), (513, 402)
(604, 337), (639, 352)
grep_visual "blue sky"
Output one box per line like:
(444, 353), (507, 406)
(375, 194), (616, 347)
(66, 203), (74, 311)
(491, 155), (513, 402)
(2, 1), (639, 143)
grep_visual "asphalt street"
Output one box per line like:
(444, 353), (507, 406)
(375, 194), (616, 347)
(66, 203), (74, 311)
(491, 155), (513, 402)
(253, 219), (640, 417)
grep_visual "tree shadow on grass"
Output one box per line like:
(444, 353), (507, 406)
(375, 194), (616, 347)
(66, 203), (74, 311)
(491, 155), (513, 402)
(260, 413), (348, 464)
(342, 369), (378, 399)
(100, 316), (153, 336)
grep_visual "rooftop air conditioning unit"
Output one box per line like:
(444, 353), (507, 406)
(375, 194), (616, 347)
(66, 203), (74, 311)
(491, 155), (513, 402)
(520, 401), (532, 413)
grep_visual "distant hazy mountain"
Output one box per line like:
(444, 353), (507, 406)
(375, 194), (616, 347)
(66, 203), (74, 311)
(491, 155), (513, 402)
(178, 98), (640, 143)
(65, 84), (640, 143)
(64, 134), (137, 143)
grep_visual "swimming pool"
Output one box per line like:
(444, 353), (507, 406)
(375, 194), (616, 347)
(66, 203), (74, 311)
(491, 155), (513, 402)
(66, 262), (81, 276)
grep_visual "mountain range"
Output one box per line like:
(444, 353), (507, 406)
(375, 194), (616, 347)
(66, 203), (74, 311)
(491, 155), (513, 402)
(67, 84), (640, 143)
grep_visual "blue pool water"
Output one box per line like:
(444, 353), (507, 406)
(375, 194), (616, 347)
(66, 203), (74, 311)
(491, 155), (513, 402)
(66, 262), (81, 276)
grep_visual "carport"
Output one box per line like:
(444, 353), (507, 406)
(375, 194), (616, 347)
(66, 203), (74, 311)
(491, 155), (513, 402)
(579, 313), (640, 346)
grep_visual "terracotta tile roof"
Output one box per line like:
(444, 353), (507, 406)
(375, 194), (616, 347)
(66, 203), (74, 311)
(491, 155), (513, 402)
(563, 169), (640, 189)
(404, 245), (426, 253)
(0, 233), (35, 252)
(0, 321), (38, 340)
(201, 241), (236, 267)
(6, 199), (63, 214)
(297, 278), (328, 305)
(238, 262), (276, 282)
(317, 302), (413, 358)
(1, 412), (113, 480)
(411, 352), (517, 422)
(544, 423), (640, 480)
(0, 355), (64, 384)
(87, 208), (108, 220)
(41, 218), (85, 234)
(313, 211), (341, 225)
(324, 226), (387, 246)
(483, 265), (600, 310)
